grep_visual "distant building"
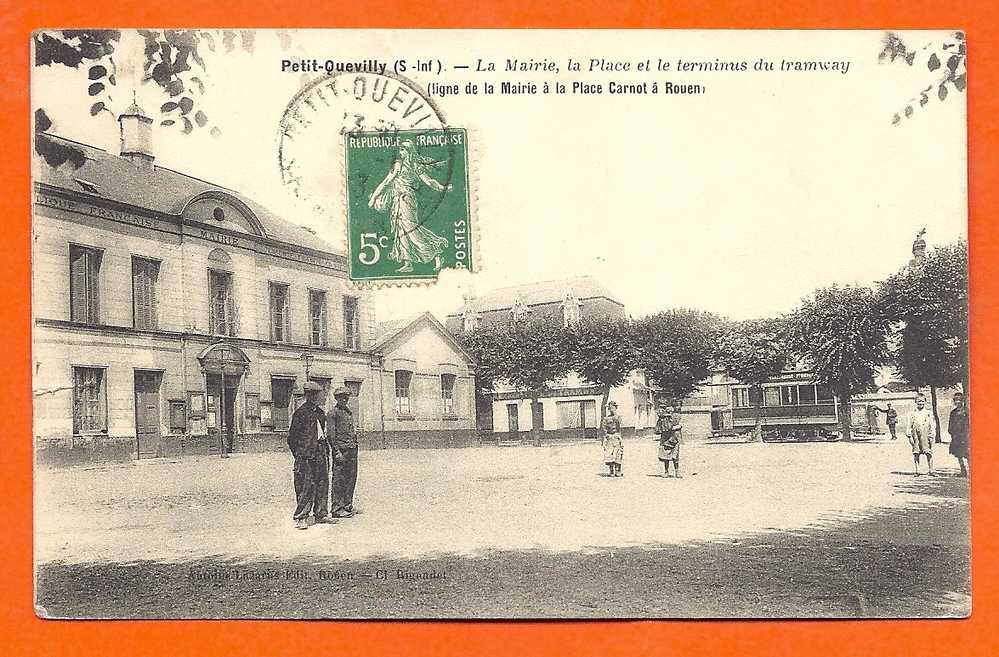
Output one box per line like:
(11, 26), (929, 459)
(445, 275), (625, 334)
(447, 276), (655, 440)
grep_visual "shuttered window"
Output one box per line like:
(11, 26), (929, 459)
(72, 367), (107, 433)
(343, 295), (360, 349)
(270, 282), (290, 343)
(69, 245), (102, 324)
(309, 290), (328, 346)
(208, 269), (234, 336)
(132, 257), (160, 330)
(271, 378), (294, 430)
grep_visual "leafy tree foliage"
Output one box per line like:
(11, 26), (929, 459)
(879, 31), (967, 125)
(33, 29), (292, 166)
(566, 317), (638, 419)
(879, 241), (969, 437)
(714, 318), (789, 439)
(633, 309), (722, 404)
(785, 285), (891, 440)
(458, 319), (573, 442)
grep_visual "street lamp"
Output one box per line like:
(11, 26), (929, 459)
(301, 351), (314, 381)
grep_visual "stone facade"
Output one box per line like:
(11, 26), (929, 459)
(32, 124), (476, 466)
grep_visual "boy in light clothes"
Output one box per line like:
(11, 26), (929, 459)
(905, 395), (937, 476)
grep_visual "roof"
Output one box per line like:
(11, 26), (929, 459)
(450, 275), (623, 316)
(374, 312), (426, 347)
(374, 312), (475, 364)
(33, 133), (338, 255)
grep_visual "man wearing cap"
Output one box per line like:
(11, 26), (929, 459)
(287, 381), (333, 529)
(330, 385), (359, 518)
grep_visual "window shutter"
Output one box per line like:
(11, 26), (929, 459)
(70, 248), (87, 322)
(86, 251), (100, 323)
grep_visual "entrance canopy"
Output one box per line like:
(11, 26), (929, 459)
(198, 342), (250, 376)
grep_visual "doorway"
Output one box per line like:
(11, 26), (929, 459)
(506, 403), (519, 433)
(207, 373), (240, 455)
(134, 370), (163, 458)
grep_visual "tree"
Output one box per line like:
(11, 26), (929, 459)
(566, 317), (637, 422)
(785, 285), (892, 441)
(33, 29), (293, 167)
(714, 318), (789, 441)
(878, 31), (967, 126)
(458, 319), (572, 444)
(633, 309), (722, 405)
(879, 241), (968, 440)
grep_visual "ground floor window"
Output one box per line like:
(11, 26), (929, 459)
(441, 374), (456, 416)
(395, 370), (413, 416)
(73, 367), (108, 433)
(271, 378), (294, 430)
(72, 366), (107, 433)
(168, 400), (187, 434)
(556, 399), (597, 429)
(345, 380), (362, 423)
(244, 393), (261, 432)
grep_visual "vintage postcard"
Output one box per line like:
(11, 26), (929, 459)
(31, 29), (968, 619)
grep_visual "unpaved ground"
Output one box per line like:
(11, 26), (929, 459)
(34, 438), (970, 618)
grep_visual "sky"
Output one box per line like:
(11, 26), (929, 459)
(31, 29), (968, 323)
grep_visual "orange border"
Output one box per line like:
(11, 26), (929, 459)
(3, 3), (997, 656)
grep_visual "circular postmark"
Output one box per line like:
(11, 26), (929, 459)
(278, 71), (450, 225)
(278, 71), (472, 281)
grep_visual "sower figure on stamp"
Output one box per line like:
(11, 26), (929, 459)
(601, 401), (624, 477)
(948, 392), (970, 477)
(330, 386), (360, 517)
(905, 394), (937, 476)
(656, 404), (683, 478)
(288, 381), (333, 530)
(367, 139), (451, 273)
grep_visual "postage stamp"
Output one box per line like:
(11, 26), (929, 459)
(344, 128), (472, 281)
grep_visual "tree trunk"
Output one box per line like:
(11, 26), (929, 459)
(838, 390), (852, 441)
(530, 395), (544, 447)
(930, 385), (942, 443)
(598, 385), (610, 429)
(750, 384), (763, 442)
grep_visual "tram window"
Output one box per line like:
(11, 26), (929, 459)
(781, 385), (798, 406)
(799, 385), (817, 404)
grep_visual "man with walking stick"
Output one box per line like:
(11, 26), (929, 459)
(287, 381), (335, 529)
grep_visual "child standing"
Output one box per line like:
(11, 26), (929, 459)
(601, 401), (624, 477)
(656, 405), (683, 477)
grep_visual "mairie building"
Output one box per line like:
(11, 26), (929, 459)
(32, 104), (476, 465)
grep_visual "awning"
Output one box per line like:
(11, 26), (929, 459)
(197, 342), (251, 376)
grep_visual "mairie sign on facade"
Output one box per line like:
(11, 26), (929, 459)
(34, 190), (348, 272)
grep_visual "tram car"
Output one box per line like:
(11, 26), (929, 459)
(729, 372), (841, 442)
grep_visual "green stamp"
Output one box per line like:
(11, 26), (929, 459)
(345, 128), (472, 282)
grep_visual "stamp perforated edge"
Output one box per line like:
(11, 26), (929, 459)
(337, 123), (481, 291)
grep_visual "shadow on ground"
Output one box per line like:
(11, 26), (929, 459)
(36, 473), (970, 619)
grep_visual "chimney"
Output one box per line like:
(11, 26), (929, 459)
(910, 228), (927, 266)
(118, 98), (154, 169)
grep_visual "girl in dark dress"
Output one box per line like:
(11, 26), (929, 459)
(948, 392), (969, 477)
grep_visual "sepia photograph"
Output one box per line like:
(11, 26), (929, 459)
(30, 28), (969, 619)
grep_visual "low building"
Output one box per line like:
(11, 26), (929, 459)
(32, 106), (475, 466)
(369, 312), (478, 448)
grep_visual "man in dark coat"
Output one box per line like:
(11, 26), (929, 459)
(330, 386), (359, 518)
(875, 402), (899, 439)
(287, 381), (333, 529)
(948, 392), (969, 477)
